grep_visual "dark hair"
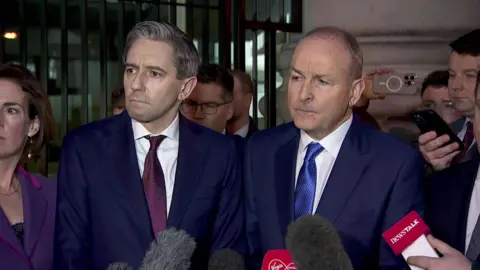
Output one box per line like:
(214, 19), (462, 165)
(449, 29), (480, 56)
(0, 62), (55, 159)
(197, 64), (234, 101)
(111, 87), (125, 108)
(231, 69), (254, 95)
(421, 70), (450, 96)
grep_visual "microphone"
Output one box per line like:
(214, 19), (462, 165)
(106, 262), (133, 270)
(285, 215), (353, 270)
(261, 250), (296, 270)
(208, 249), (245, 270)
(139, 227), (197, 270)
(382, 211), (439, 270)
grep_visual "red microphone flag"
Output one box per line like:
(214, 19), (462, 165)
(382, 211), (430, 255)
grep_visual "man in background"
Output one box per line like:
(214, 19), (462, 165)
(226, 70), (258, 137)
(421, 70), (463, 130)
(423, 72), (480, 270)
(181, 64), (234, 134)
(419, 29), (480, 170)
(111, 86), (125, 115)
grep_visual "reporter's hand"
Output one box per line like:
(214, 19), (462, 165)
(418, 131), (461, 171)
(363, 68), (393, 100)
(407, 235), (471, 270)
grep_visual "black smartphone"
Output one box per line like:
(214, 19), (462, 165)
(411, 109), (464, 150)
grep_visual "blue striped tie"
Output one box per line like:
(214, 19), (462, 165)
(294, 142), (324, 220)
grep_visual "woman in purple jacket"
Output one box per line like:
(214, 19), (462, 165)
(0, 63), (56, 270)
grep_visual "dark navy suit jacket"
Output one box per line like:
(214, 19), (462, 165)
(0, 167), (56, 270)
(426, 151), (479, 253)
(245, 115), (425, 269)
(54, 112), (245, 270)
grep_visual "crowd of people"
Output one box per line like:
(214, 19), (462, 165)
(0, 20), (479, 270)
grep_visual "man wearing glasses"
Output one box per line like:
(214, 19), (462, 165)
(181, 64), (234, 134)
(421, 70), (464, 132)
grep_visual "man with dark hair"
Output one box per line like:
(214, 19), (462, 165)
(419, 29), (480, 170)
(424, 72), (480, 270)
(111, 87), (125, 115)
(181, 63), (234, 133)
(421, 70), (463, 126)
(226, 70), (258, 138)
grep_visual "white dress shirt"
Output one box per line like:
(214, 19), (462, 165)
(294, 115), (352, 214)
(132, 114), (179, 216)
(465, 166), (480, 252)
(234, 121), (250, 138)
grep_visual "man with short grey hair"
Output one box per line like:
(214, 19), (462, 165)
(245, 26), (424, 269)
(55, 21), (245, 269)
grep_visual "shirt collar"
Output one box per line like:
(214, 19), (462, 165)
(131, 113), (180, 141)
(234, 121), (250, 138)
(299, 115), (352, 158)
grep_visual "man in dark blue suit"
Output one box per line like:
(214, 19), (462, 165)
(54, 21), (245, 269)
(423, 73), (480, 268)
(245, 27), (425, 269)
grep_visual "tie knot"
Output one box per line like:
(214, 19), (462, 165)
(146, 135), (166, 151)
(305, 142), (324, 161)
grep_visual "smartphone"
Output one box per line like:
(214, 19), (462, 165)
(411, 109), (464, 150)
(373, 73), (419, 95)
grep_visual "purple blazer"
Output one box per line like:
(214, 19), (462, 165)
(0, 167), (56, 270)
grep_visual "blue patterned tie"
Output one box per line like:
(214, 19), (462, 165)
(294, 142), (324, 220)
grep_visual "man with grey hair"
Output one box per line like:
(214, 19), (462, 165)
(54, 21), (245, 269)
(245, 26), (424, 269)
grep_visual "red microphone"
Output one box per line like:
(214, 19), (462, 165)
(382, 211), (439, 270)
(261, 250), (297, 270)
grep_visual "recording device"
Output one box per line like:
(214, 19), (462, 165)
(261, 250), (296, 270)
(411, 109), (464, 150)
(106, 262), (133, 270)
(208, 249), (245, 270)
(382, 211), (439, 270)
(373, 72), (419, 95)
(139, 227), (197, 270)
(285, 215), (353, 270)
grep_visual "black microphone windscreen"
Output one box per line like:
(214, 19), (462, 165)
(139, 228), (197, 270)
(106, 262), (133, 270)
(208, 249), (245, 270)
(285, 215), (353, 270)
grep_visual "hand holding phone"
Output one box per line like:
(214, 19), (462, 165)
(412, 109), (463, 171)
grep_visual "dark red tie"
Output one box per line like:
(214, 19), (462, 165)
(143, 135), (167, 237)
(453, 121), (474, 164)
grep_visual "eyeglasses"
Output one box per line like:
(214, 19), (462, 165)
(181, 100), (231, 115)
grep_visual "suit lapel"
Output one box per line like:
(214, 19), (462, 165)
(274, 125), (300, 235)
(105, 112), (152, 236)
(167, 116), (210, 227)
(0, 204), (26, 259)
(458, 157), (480, 252)
(19, 170), (47, 257)
(463, 142), (478, 163)
(316, 116), (369, 224)
(246, 117), (258, 138)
